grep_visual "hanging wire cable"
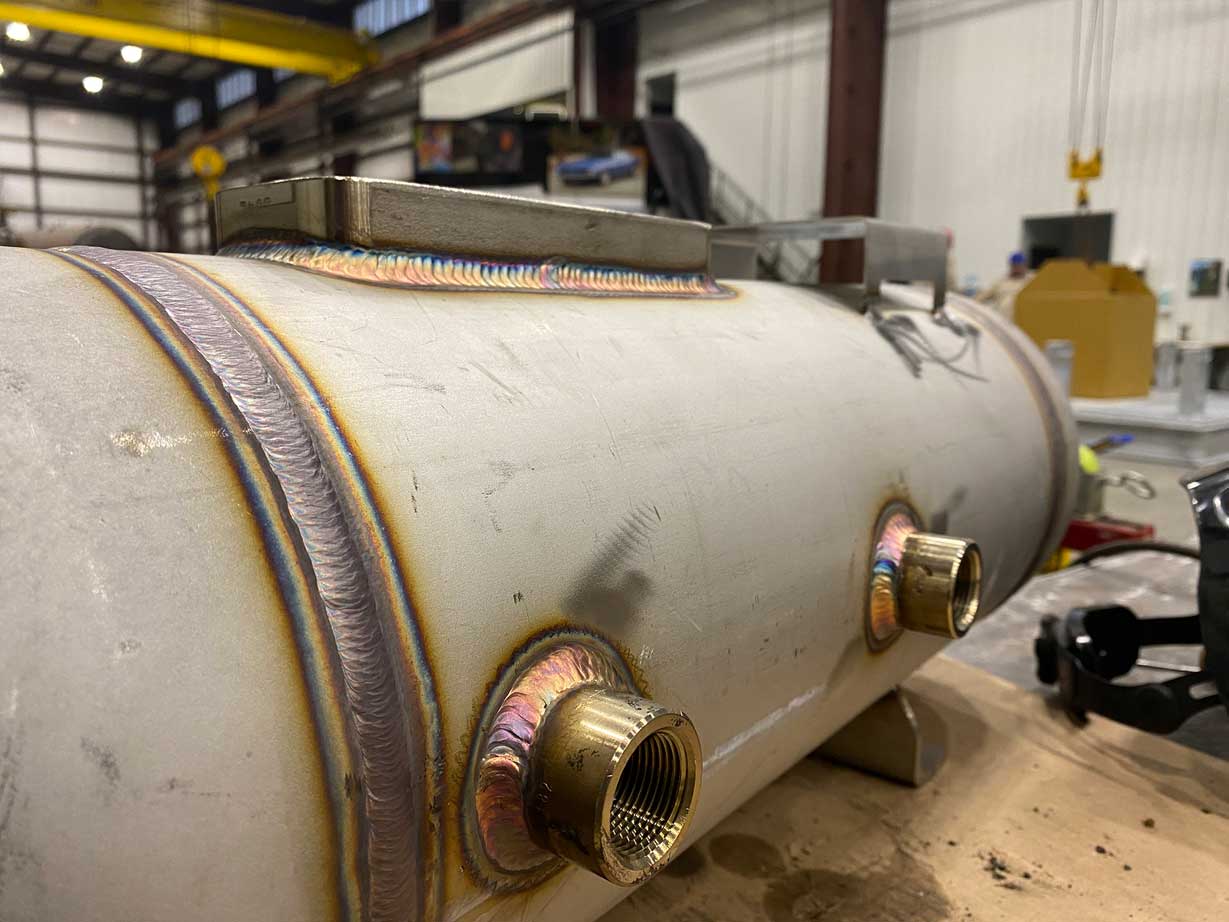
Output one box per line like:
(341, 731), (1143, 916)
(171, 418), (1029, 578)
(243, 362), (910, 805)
(1067, 0), (1116, 208)
(1074, 0), (1102, 152)
(1090, 0), (1103, 151)
(1095, 0), (1118, 150)
(1071, 0), (1117, 152)
(1069, 0), (1084, 150)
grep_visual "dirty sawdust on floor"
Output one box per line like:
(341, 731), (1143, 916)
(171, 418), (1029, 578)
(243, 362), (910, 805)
(600, 657), (1229, 922)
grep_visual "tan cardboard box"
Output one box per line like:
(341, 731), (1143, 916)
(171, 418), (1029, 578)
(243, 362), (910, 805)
(1014, 259), (1156, 398)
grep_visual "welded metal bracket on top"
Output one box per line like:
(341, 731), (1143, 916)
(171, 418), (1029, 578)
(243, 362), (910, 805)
(712, 217), (949, 311)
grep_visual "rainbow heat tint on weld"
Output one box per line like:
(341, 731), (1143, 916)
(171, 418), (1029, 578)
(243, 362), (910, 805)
(868, 509), (919, 647)
(219, 238), (732, 298)
(49, 249), (362, 922)
(461, 629), (638, 891)
(154, 254), (445, 922)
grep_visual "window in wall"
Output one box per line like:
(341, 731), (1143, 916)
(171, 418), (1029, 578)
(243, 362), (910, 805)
(174, 97), (202, 129)
(216, 68), (257, 109)
(273, 67), (295, 82)
(354, 0), (430, 36)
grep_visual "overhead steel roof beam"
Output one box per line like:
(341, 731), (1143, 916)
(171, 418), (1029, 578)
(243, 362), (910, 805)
(240, 0), (356, 27)
(0, 41), (197, 94)
(0, 73), (166, 117)
(0, 0), (375, 81)
(152, 0), (565, 162)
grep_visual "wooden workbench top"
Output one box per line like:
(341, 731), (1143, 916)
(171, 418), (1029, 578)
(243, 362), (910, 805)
(602, 656), (1228, 922)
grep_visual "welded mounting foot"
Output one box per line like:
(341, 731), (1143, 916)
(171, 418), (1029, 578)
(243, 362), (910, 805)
(817, 687), (945, 787)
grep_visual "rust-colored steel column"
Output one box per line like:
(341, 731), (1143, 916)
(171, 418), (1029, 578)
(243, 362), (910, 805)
(594, 12), (638, 122)
(431, 0), (463, 35)
(820, 0), (887, 284)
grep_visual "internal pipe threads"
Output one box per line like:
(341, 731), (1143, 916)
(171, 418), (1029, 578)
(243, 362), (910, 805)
(897, 533), (982, 639)
(525, 686), (702, 886)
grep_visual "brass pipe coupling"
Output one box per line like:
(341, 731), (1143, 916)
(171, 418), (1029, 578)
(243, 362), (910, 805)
(898, 532), (982, 639)
(527, 686), (702, 884)
(867, 504), (983, 650)
(468, 639), (702, 887)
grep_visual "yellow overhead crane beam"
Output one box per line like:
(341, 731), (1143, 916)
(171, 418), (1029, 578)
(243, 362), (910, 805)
(0, 0), (376, 82)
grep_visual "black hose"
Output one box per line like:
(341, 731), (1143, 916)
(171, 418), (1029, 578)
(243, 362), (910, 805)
(1070, 539), (1200, 567)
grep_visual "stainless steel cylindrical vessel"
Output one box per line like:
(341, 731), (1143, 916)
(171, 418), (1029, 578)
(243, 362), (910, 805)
(0, 235), (1075, 922)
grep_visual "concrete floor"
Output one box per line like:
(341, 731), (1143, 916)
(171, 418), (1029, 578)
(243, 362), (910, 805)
(948, 458), (1227, 761)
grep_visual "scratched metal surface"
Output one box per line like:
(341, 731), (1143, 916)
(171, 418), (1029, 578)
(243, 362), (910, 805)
(2, 245), (1076, 922)
(947, 552), (1229, 760)
(0, 249), (341, 920)
(166, 255), (1074, 922)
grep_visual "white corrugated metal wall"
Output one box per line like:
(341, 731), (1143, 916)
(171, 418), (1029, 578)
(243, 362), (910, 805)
(0, 98), (155, 245)
(639, 0), (830, 223)
(418, 8), (574, 119)
(881, 0), (1229, 340)
(639, 0), (1229, 340)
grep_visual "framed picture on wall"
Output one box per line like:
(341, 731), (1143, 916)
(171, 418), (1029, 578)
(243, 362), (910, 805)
(1190, 259), (1223, 297)
(413, 120), (525, 178)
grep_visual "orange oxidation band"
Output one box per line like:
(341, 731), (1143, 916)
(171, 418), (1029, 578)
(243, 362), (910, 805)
(219, 237), (733, 298)
(54, 246), (441, 922)
(461, 628), (639, 892)
(867, 505), (920, 649)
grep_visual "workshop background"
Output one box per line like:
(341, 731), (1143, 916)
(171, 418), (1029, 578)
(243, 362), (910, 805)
(1, 1), (1227, 921)
(1, 1), (1225, 338)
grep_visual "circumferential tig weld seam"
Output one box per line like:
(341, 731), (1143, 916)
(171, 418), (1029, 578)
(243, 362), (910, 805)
(219, 237), (732, 298)
(65, 248), (419, 922)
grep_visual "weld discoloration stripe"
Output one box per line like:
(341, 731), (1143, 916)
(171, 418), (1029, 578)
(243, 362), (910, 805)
(50, 249), (361, 920)
(477, 643), (625, 875)
(219, 237), (732, 299)
(867, 505), (918, 649)
(61, 247), (428, 922)
(460, 628), (637, 892)
(163, 254), (446, 921)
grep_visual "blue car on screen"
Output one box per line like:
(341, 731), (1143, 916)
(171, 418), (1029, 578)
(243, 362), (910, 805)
(556, 149), (639, 185)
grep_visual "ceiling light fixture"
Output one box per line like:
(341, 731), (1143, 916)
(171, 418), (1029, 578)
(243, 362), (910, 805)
(120, 44), (142, 64)
(82, 75), (104, 94)
(5, 21), (31, 42)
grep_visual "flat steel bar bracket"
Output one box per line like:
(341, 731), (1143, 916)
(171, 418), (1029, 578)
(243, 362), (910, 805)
(711, 217), (948, 311)
(816, 686), (945, 787)
(214, 176), (713, 273)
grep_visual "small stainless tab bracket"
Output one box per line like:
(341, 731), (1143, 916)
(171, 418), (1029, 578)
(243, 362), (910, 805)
(712, 217), (948, 310)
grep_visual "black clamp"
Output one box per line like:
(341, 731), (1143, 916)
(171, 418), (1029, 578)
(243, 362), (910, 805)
(1034, 463), (1229, 734)
(1035, 606), (1216, 733)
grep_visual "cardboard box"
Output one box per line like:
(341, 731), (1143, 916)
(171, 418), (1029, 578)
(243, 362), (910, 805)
(1014, 259), (1157, 398)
